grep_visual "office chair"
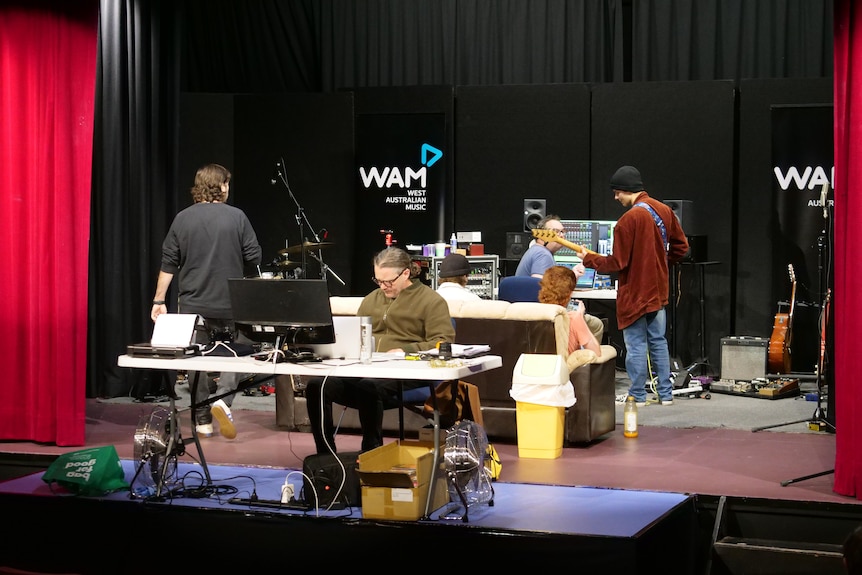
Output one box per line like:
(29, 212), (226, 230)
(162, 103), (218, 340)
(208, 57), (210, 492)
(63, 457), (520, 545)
(498, 275), (542, 303)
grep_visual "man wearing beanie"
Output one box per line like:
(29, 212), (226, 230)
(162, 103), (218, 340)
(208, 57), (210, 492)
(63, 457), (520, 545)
(575, 165), (689, 407)
(436, 253), (481, 301)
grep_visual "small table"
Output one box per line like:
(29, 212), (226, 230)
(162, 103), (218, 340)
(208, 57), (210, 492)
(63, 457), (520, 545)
(118, 353), (502, 517)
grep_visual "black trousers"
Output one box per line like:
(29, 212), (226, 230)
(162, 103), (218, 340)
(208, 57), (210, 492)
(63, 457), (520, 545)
(305, 376), (428, 454)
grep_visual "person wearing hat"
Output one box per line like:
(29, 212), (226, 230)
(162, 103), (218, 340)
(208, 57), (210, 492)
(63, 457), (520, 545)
(575, 165), (689, 408)
(436, 253), (481, 302)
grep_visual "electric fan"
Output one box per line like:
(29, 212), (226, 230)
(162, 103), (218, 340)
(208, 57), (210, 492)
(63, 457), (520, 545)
(131, 406), (178, 497)
(442, 419), (494, 522)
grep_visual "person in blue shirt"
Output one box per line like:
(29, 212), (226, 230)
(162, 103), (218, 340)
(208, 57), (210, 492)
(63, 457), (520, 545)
(515, 214), (567, 277)
(514, 214), (603, 341)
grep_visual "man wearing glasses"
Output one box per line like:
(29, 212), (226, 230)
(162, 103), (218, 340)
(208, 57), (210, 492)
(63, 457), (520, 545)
(515, 214), (569, 278)
(305, 247), (455, 454)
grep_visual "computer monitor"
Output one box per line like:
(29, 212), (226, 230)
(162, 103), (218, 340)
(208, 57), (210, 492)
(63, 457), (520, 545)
(557, 219), (617, 258)
(575, 267), (597, 290)
(228, 278), (335, 346)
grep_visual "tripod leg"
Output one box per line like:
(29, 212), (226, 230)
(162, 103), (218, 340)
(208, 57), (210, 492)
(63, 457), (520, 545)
(751, 418), (811, 433)
(780, 468), (834, 487)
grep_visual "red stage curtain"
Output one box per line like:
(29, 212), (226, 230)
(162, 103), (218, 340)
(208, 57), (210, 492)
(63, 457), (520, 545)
(0, 2), (97, 445)
(833, 0), (862, 499)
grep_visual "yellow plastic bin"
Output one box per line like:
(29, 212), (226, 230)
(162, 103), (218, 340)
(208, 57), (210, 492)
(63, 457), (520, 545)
(515, 401), (565, 459)
(510, 354), (575, 460)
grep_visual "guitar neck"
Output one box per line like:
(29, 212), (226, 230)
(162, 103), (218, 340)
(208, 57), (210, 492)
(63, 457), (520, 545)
(557, 237), (597, 254)
(532, 230), (598, 255)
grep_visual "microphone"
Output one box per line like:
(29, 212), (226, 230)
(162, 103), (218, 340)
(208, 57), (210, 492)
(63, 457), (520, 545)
(820, 183), (829, 220)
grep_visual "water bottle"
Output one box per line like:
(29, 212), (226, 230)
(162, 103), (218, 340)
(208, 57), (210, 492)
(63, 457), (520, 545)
(360, 316), (373, 364)
(623, 396), (638, 438)
(449, 232), (458, 253)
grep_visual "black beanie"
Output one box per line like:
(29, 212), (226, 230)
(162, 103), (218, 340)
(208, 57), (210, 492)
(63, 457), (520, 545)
(610, 165), (644, 191)
(439, 253), (470, 277)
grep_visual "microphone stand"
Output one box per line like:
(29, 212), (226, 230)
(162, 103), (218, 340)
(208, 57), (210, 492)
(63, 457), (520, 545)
(272, 157), (344, 285)
(753, 186), (835, 486)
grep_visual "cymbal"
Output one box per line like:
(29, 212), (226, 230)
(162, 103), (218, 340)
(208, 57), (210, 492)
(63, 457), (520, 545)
(273, 259), (300, 269)
(279, 241), (335, 255)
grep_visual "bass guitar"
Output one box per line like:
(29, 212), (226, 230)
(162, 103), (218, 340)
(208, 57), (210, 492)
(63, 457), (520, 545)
(767, 264), (796, 374)
(530, 228), (598, 255)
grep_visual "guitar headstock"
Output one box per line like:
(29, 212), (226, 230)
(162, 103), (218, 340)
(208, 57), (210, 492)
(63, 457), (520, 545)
(788, 264), (795, 284)
(531, 228), (561, 242)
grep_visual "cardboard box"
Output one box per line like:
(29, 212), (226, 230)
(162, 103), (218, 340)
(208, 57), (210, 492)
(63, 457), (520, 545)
(358, 441), (449, 521)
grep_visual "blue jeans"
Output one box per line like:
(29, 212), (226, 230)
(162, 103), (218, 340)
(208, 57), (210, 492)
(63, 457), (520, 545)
(622, 308), (674, 403)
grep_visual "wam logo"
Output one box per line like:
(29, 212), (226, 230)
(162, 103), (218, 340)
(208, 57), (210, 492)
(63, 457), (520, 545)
(359, 143), (443, 189)
(773, 165), (833, 191)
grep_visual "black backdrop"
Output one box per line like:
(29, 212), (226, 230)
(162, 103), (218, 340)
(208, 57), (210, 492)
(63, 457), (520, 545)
(87, 0), (834, 396)
(179, 78), (833, 371)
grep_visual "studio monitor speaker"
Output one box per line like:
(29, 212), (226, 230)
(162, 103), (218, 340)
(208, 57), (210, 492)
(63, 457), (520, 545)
(506, 231), (531, 259)
(523, 199), (547, 231)
(664, 199), (696, 235)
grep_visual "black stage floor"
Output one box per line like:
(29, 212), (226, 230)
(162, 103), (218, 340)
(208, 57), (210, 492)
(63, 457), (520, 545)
(1, 460), (698, 574)
(0, 399), (860, 574)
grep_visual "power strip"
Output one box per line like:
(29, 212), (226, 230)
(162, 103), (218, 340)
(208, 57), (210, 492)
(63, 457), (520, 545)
(228, 497), (311, 511)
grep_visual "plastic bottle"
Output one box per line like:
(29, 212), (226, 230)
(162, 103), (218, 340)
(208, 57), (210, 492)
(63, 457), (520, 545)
(450, 232), (458, 253)
(623, 395), (638, 438)
(360, 316), (373, 364)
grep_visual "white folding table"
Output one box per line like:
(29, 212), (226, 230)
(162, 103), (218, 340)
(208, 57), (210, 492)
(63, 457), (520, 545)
(118, 352), (502, 517)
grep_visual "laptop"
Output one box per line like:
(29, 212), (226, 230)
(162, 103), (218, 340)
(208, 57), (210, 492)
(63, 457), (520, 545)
(306, 316), (364, 360)
(574, 267), (597, 291)
(127, 313), (203, 358)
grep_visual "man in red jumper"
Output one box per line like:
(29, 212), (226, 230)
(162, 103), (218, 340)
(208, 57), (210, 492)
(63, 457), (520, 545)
(575, 166), (688, 407)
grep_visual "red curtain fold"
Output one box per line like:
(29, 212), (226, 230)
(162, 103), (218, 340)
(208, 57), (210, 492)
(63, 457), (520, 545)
(0, 2), (97, 445)
(832, 0), (862, 499)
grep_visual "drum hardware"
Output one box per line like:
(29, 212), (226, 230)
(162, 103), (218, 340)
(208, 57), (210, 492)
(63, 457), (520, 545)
(278, 241), (335, 256)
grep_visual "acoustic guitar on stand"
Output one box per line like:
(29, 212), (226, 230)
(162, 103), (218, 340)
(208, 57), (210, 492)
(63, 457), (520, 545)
(530, 228), (599, 255)
(768, 264), (796, 374)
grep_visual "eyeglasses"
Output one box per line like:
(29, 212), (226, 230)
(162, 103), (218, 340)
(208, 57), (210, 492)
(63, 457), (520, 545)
(372, 268), (406, 288)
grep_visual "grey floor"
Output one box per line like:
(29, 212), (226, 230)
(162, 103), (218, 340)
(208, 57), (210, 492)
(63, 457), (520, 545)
(106, 368), (831, 435)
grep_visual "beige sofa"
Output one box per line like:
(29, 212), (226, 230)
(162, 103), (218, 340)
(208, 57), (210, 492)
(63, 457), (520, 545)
(274, 296), (618, 445)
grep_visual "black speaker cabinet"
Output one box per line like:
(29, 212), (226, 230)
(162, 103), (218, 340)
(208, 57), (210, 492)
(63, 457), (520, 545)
(664, 199), (697, 235)
(506, 231), (531, 259)
(523, 198), (546, 231)
(720, 337), (767, 381)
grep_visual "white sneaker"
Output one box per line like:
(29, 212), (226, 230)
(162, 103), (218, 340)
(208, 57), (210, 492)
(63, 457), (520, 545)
(615, 393), (629, 405)
(196, 423), (214, 437)
(660, 399), (674, 406)
(211, 399), (237, 439)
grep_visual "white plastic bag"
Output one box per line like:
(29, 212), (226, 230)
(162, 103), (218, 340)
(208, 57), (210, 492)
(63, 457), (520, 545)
(508, 353), (576, 408)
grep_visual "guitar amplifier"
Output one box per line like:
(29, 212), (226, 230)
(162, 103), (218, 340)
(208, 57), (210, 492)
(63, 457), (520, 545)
(720, 336), (768, 381)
